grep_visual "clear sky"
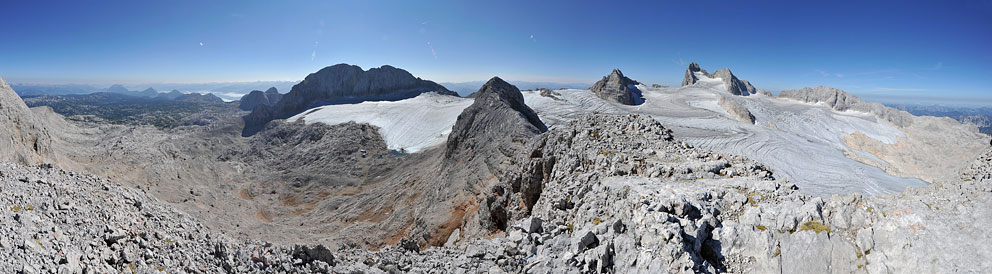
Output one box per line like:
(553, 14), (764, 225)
(1, 0), (990, 105)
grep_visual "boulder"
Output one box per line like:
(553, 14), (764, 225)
(718, 96), (756, 124)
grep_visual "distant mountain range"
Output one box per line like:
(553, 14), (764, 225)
(887, 104), (992, 135)
(11, 81), (299, 101)
(441, 80), (591, 97)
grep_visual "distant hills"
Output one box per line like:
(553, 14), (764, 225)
(888, 104), (992, 135)
(11, 81), (299, 101)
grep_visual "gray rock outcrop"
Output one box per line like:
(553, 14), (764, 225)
(682, 62), (759, 96)
(719, 96), (756, 124)
(589, 69), (643, 105)
(242, 64), (456, 136)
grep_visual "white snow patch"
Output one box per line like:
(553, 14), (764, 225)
(288, 93), (474, 153)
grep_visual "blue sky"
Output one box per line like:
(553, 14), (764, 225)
(1, 0), (990, 105)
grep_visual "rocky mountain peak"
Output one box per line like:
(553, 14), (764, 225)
(687, 62), (701, 72)
(239, 90), (270, 111)
(444, 76), (547, 160)
(681, 62), (706, 87)
(589, 68), (643, 105)
(264, 87), (283, 105)
(0, 77), (9, 90)
(681, 62), (758, 96)
(475, 77), (526, 109)
(107, 84), (128, 93)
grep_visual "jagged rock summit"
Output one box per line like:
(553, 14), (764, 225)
(681, 62), (761, 96)
(0, 77), (55, 165)
(444, 76), (547, 159)
(589, 69), (643, 105)
(242, 64), (456, 136)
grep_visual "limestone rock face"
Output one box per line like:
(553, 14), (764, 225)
(238, 90), (270, 111)
(589, 69), (643, 105)
(243, 64), (455, 136)
(682, 62), (704, 86)
(242, 104), (273, 137)
(0, 78), (55, 165)
(682, 62), (758, 96)
(264, 87), (283, 105)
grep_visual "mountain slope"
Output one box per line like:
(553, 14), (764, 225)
(0, 77), (56, 165)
